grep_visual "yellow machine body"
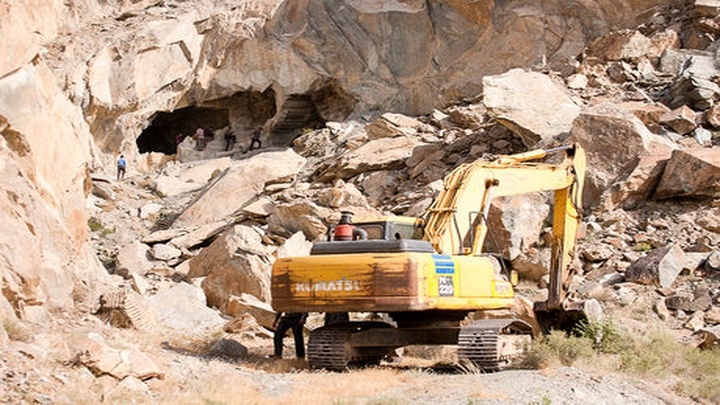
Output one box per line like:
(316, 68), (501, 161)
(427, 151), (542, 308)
(272, 250), (515, 313)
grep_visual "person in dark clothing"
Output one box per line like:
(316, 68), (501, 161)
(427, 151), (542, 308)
(223, 127), (236, 151)
(273, 312), (307, 358)
(249, 128), (262, 150)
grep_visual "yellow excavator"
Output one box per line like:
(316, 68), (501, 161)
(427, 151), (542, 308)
(272, 143), (587, 370)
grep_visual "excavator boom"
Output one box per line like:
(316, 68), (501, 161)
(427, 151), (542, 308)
(422, 143), (587, 331)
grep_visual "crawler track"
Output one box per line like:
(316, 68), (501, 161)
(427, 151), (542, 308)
(457, 319), (533, 372)
(307, 322), (392, 371)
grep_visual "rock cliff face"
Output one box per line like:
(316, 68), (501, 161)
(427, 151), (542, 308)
(0, 0), (679, 324)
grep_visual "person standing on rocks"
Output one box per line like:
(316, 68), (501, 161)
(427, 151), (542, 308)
(249, 127), (262, 151)
(272, 312), (307, 359)
(224, 127), (236, 151)
(194, 127), (205, 151)
(116, 154), (127, 181)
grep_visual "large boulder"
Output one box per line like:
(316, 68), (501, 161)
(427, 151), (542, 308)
(624, 245), (686, 288)
(315, 136), (422, 181)
(267, 202), (330, 241)
(654, 148), (720, 199)
(174, 150), (306, 228)
(483, 69), (581, 148)
(187, 225), (273, 308)
(569, 102), (676, 208)
(145, 283), (226, 336)
(483, 194), (550, 262)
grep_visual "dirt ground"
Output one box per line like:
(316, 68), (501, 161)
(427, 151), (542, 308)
(2, 310), (694, 405)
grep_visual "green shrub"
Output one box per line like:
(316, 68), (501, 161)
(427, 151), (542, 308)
(573, 319), (627, 354)
(87, 217), (115, 236)
(521, 330), (594, 368)
(88, 217), (103, 232)
(632, 242), (652, 252)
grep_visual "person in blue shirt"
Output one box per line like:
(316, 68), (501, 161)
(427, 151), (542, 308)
(117, 155), (127, 180)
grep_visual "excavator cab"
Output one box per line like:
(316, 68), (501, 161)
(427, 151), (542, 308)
(355, 216), (424, 240)
(326, 214), (424, 241)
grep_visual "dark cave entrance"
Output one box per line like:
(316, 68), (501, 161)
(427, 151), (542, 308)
(269, 79), (357, 146)
(137, 106), (230, 154)
(136, 80), (356, 155)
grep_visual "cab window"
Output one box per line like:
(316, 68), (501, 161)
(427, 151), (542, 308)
(357, 224), (385, 240)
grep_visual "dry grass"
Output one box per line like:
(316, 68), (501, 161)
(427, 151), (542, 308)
(158, 367), (408, 405)
(520, 319), (720, 403)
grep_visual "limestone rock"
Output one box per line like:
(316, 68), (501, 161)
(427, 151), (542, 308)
(707, 250), (720, 271)
(693, 325), (720, 349)
(267, 202), (329, 241)
(366, 113), (423, 140)
(115, 241), (154, 278)
(75, 333), (165, 381)
(170, 221), (232, 250)
(599, 146), (674, 210)
(653, 298), (671, 321)
(692, 127), (713, 147)
(706, 104), (720, 129)
(316, 136), (422, 181)
(570, 102), (676, 208)
(446, 105), (486, 129)
(92, 182), (117, 201)
(621, 102), (671, 134)
(654, 148), (720, 199)
(566, 74), (588, 90)
(139, 202), (164, 220)
(663, 54), (720, 110)
(586, 29), (657, 62)
(187, 225), (270, 278)
(151, 243), (182, 262)
(187, 226), (273, 308)
(225, 293), (276, 330)
(201, 253), (272, 311)
(145, 283), (225, 336)
(275, 231), (313, 259)
(178, 157), (234, 184)
(153, 176), (203, 197)
(684, 311), (706, 331)
(174, 150), (306, 228)
(483, 69), (581, 148)
(360, 171), (402, 205)
(142, 228), (188, 244)
(659, 105), (697, 135)
(482, 194), (550, 263)
(624, 245), (686, 288)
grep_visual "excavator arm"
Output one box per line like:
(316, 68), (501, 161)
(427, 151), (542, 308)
(423, 144), (586, 327)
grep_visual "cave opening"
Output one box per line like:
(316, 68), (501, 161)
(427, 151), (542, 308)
(268, 78), (357, 146)
(136, 80), (356, 155)
(137, 106), (230, 154)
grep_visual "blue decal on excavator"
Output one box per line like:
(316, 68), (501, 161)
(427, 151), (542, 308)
(432, 254), (455, 274)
